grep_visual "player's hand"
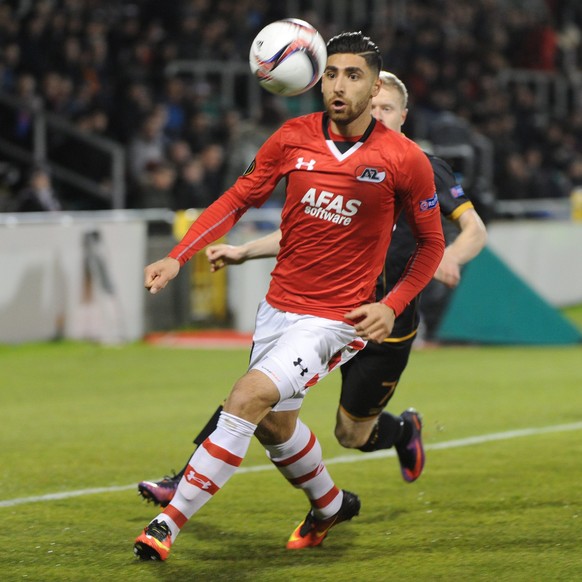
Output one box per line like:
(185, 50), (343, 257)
(344, 303), (396, 343)
(206, 244), (246, 272)
(144, 257), (180, 294)
(434, 252), (461, 288)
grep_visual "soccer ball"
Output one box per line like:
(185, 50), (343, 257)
(249, 19), (327, 97)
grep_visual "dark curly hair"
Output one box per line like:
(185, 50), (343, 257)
(326, 31), (382, 75)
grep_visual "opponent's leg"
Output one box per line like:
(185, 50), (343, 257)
(336, 337), (425, 482)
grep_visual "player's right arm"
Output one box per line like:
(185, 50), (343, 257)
(429, 156), (487, 288)
(436, 208), (486, 287)
(206, 230), (282, 272)
(143, 129), (285, 294)
(145, 257), (181, 295)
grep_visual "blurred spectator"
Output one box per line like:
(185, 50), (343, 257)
(1, 0), (582, 211)
(500, 152), (533, 200)
(1, 43), (21, 91)
(0, 162), (21, 212)
(6, 72), (40, 147)
(133, 160), (177, 209)
(167, 139), (193, 169)
(174, 156), (214, 210)
(110, 82), (154, 143)
(199, 143), (226, 201)
(223, 100), (288, 203)
(184, 110), (215, 154)
(566, 155), (582, 189)
(161, 77), (193, 140)
(8, 166), (62, 212)
(128, 108), (168, 184)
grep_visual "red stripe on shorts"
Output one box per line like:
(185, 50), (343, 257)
(304, 374), (320, 388)
(327, 350), (342, 372)
(348, 339), (366, 351)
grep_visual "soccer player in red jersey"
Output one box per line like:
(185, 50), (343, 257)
(137, 71), (487, 510)
(134, 32), (444, 560)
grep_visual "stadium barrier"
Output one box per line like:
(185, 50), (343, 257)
(2, 209), (580, 343)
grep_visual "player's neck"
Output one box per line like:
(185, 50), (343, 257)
(328, 124), (361, 142)
(328, 114), (374, 139)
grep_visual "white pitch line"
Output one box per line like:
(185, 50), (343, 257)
(2, 421), (582, 509)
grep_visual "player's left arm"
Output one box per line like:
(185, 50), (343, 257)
(346, 145), (445, 343)
(435, 208), (487, 287)
(382, 144), (446, 317)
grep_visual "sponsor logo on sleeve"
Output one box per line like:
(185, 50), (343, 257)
(243, 159), (256, 176)
(419, 192), (439, 212)
(450, 184), (465, 198)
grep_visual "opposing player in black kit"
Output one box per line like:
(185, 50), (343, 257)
(137, 71), (486, 506)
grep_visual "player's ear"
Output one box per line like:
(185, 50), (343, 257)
(371, 76), (381, 98)
(402, 108), (409, 124)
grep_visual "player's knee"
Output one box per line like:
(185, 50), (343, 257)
(334, 424), (368, 449)
(256, 410), (300, 445)
(224, 370), (279, 424)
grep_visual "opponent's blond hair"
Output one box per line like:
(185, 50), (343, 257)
(379, 71), (408, 109)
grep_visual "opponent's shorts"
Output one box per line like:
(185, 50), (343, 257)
(249, 300), (366, 412)
(339, 335), (415, 420)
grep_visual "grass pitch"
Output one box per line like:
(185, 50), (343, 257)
(1, 339), (581, 581)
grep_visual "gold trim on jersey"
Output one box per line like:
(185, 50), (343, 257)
(448, 200), (474, 221)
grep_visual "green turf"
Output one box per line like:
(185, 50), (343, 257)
(1, 341), (581, 581)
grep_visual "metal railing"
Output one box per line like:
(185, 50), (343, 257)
(497, 69), (582, 121)
(0, 91), (126, 208)
(164, 60), (321, 119)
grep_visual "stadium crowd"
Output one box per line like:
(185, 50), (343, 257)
(1, 0), (582, 211)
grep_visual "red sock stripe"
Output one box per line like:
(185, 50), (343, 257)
(163, 504), (188, 529)
(312, 485), (341, 509)
(273, 431), (316, 467)
(203, 439), (244, 467)
(184, 464), (219, 495)
(288, 463), (324, 486)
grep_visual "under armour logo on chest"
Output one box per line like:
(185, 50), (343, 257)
(296, 157), (316, 171)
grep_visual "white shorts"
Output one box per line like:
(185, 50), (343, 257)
(249, 300), (366, 412)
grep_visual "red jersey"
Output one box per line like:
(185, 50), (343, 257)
(169, 112), (444, 321)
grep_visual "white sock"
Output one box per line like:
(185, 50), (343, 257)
(264, 419), (342, 520)
(157, 411), (256, 541)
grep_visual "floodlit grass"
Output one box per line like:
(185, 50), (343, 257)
(1, 341), (581, 581)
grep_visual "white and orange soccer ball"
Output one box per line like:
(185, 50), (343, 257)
(249, 18), (327, 97)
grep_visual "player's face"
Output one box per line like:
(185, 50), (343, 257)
(322, 53), (381, 135)
(371, 86), (408, 132)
